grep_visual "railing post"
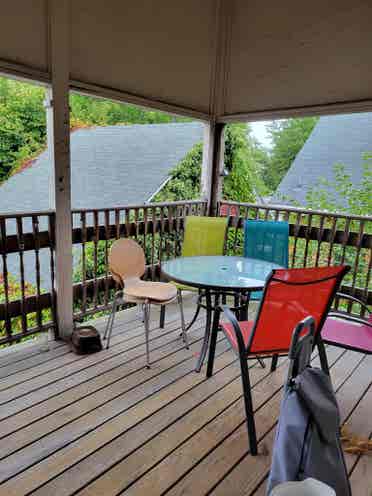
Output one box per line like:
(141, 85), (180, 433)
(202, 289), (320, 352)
(48, 0), (73, 339)
(201, 121), (225, 216)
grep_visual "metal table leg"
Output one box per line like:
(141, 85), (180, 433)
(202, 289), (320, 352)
(195, 289), (212, 372)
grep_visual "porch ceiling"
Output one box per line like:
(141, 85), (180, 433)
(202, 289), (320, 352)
(1, 1), (372, 120)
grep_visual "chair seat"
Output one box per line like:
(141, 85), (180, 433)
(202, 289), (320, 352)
(221, 320), (255, 350)
(322, 317), (372, 354)
(124, 279), (177, 303)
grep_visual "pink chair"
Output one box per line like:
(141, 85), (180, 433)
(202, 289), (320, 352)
(322, 293), (372, 354)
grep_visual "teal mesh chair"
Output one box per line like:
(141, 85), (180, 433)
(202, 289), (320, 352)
(160, 216), (228, 329)
(244, 219), (289, 301)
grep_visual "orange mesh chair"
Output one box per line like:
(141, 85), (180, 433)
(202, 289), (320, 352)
(104, 239), (184, 368)
(206, 265), (350, 455)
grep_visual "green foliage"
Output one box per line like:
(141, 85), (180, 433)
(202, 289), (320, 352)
(264, 117), (318, 191)
(73, 243), (110, 283)
(223, 124), (267, 202)
(69, 92), (187, 128)
(305, 154), (372, 217)
(0, 77), (46, 183)
(152, 143), (203, 202)
(153, 123), (268, 204)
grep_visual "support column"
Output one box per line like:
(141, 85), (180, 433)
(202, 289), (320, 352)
(49, 0), (73, 339)
(201, 121), (225, 216)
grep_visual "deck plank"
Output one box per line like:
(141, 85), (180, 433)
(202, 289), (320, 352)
(0, 304), (188, 394)
(0, 312), (200, 419)
(0, 301), (371, 496)
(128, 348), (347, 496)
(0, 316), (204, 438)
(0, 325), (208, 462)
(232, 354), (372, 496)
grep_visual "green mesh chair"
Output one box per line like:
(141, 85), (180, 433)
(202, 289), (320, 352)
(160, 216), (227, 329)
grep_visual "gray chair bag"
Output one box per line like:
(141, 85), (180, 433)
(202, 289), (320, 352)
(267, 316), (352, 496)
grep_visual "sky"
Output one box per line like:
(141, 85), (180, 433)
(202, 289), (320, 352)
(250, 121), (272, 149)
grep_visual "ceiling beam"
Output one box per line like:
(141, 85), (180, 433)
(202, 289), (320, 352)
(69, 79), (211, 122)
(218, 97), (372, 122)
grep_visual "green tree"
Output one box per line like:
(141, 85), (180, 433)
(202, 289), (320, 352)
(223, 124), (267, 202)
(69, 92), (187, 128)
(264, 117), (318, 191)
(153, 124), (268, 204)
(152, 143), (203, 202)
(0, 77), (46, 182)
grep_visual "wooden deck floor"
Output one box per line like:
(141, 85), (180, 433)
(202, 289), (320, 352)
(0, 300), (371, 496)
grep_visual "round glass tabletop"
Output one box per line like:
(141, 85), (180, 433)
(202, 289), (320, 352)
(161, 256), (282, 291)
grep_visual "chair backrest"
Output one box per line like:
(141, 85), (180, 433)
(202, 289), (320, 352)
(244, 219), (289, 267)
(247, 265), (350, 354)
(181, 216), (227, 257)
(108, 238), (146, 284)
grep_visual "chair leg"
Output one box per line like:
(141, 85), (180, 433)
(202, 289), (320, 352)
(185, 303), (201, 331)
(178, 289), (189, 349)
(104, 292), (120, 349)
(239, 354), (258, 455)
(270, 354), (279, 372)
(144, 301), (151, 369)
(159, 305), (166, 328)
(206, 308), (220, 378)
(317, 337), (330, 375)
(256, 357), (266, 369)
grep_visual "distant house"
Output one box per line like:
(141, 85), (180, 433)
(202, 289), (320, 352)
(0, 122), (204, 288)
(274, 113), (372, 206)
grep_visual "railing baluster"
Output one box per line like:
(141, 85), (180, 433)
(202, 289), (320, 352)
(115, 209), (120, 239)
(232, 206), (240, 254)
(151, 207), (156, 280)
(134, 207), (139, 241)
(80, 211), (87, 315)
(315, 214), (325, 267)
(0, 218), (12, 339)
(327, 216), (338, 266)
(347, 221), (365, 313)
(363, 246), (372, 317)
(143, 207), (148, 259)
(303, 213), (313, 267)
(16, 217), (27, 334)
(32, 215), (42, 331)
(340, 218), (351, 265)
(93, 211), (99, 309)
(104, 209), (110, 306)
(291, 212), (302, 268)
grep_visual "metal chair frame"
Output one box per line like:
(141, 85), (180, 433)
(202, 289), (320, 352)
(323, 292), (372, 354)
(206, 266), (348, 455)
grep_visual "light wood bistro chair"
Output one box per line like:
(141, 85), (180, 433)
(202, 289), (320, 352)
(104, 238), (187, 368)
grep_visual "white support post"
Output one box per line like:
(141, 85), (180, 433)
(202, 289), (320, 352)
(49, 0), (73, 339)
(201, 121), (225, 216)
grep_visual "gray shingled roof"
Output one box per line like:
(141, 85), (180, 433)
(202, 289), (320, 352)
(0, 122), (204, 214)
(0, 122), (203, 289)
(274, 113), (372, 206)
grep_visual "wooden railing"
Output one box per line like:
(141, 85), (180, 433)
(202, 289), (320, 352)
(220, 201), (372, 315)
(71, 200), (207, 320)
(0, 199), (371, 346)
(0, 200), (206, 345)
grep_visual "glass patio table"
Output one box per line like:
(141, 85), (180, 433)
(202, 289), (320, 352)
(161, 255), (283, 372)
